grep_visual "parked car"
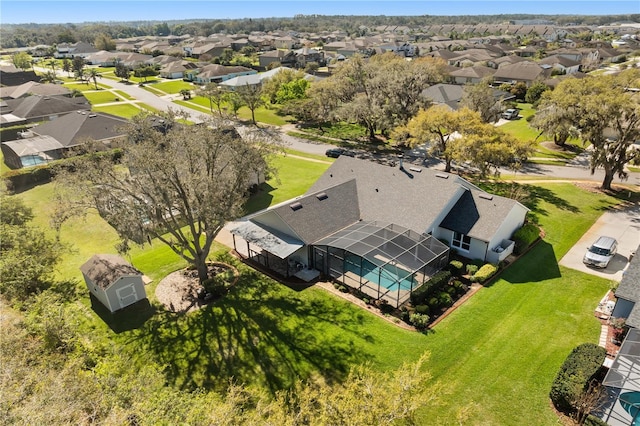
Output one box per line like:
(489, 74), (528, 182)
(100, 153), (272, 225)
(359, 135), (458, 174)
(501, 109), (519, 120)
(583, 236), (618, 268)
(325, 148), (354, 158)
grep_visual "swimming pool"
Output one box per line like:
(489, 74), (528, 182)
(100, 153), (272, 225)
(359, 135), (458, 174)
(620, 391), (640, 425)
(345, 258), (416, 291)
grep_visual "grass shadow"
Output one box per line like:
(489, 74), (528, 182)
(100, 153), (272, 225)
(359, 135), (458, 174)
(499, 240), (561, 284)
(475, 181), (579, 216)
(128, 266), (372, 395)
(90, 293), (156, 333)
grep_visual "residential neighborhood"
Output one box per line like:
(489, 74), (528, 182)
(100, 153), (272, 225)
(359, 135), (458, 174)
(1, 8), (640, 425)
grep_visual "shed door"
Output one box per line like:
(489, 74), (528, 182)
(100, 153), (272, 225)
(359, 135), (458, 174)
(116, 284), (138, 310)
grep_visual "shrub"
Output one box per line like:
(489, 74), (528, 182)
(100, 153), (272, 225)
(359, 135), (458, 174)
(471, 264), (498, 284)
(437, 291), (453, 307)
(446, 285), (457, 296)
(550, 343), (606, 414)
(449, 260), (463, 273)
(466, 264), (479, 275)
(583, 415), (609, 426)
(409, 313), (430, 330)
(410, 270), (451, 305)
(427, 297), (440, 310)
(415, 305), (429, 315)
(513, 223), (540, 255)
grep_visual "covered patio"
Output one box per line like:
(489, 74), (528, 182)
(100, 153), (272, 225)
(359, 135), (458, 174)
(312, 221), (450, 308)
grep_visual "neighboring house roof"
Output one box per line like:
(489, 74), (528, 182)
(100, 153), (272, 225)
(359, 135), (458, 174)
(493, 61), (551, 82)
(3, 94), (90, 121)
(421, 83), (464, 110)
(539, 55), (581, 68)
(0, 65), (40, 87)
(2, 134), (62, 156)
(29, 110), (129, 148)
(80, 254), (142, 290)
(220, 66), (314, 88)
(615, 244), (640, 327)
(449, 65), (496, 80)
(0, 81), (71, 99)
(196, 64), (255, 80)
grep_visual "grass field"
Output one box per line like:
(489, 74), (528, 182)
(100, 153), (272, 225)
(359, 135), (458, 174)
(13, 161), (625, 424)
(146, 80), (197, 95)
(175, 97), (292, 125)
(92, 103), (147, 118)
(83, 90), (134, 105)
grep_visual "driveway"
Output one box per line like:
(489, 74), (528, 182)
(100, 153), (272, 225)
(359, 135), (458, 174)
(559, 202), (640, 282)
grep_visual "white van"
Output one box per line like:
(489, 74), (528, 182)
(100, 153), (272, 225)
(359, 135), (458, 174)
(583, 236), (618, 268)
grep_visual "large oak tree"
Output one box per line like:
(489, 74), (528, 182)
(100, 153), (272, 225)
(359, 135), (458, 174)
(535, 69), (640, 189)
(55, 112), (281, 283)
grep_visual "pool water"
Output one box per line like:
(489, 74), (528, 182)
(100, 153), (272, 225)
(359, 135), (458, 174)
(345, 259), (416, 291)
(620, 391), (640, 425)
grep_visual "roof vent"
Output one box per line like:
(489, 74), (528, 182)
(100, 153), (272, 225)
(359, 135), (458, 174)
(290, 202), (303, 211)
(316, 192), (328, 200)
(435, 173), (449, 179)
(409, 167), (422, 173)
(479, 193), (494, 200)
(88, 114), (97, 118)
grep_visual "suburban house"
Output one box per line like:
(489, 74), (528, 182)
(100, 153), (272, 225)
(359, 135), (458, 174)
(492, 61), (553, 86)
(80, 254), (148, 313)
(448, 65), (497, 85)
(1, 110), (128, 168)
(421, 83), (514, 111)
(0, 94), (90, 127)
(0, 65), (40, 87)
(54, 41), (98, 59)
(258, 49), (295, 69)
(184, 64), (257, 84)
(538, 55), (582, 74)
(230, 157), (528, 307)
(0, 81), (71, 100)
(600, 245), (640, 426)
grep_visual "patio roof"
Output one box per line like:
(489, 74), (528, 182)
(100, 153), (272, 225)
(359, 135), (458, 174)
(314, 220), (449, 275)
(230, 220), (304, 259)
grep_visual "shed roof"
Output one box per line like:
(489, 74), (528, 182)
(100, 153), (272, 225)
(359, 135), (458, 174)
(80, 254), (142, 290)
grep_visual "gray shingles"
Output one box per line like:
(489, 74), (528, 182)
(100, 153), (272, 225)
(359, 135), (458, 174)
(615, 245), (640, 322)
(271, 179), (360, 244)
(80, 254), (141, 290)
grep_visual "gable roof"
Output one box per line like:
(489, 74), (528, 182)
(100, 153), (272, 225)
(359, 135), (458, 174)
(421, 83), (464, 109)
(0, 66), (40, 87)
(255, 179), (360, 244)
(30, 111), (128, 147)
(439, 188), (523, 242)
(80, 254), (142, 290)
(1, 81), (71, 99)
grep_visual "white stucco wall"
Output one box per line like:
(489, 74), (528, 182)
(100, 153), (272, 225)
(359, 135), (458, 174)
(486, 204), (528, 254)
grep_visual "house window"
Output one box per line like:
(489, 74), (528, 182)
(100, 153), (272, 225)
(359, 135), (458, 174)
(452, 231), (471, 251)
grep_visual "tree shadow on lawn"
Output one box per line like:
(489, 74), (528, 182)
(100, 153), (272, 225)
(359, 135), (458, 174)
(494, 240), (561, 285)
(243, 182), (275, 214)
(476, 181), (579, 217)
(129, 269), (372, 395)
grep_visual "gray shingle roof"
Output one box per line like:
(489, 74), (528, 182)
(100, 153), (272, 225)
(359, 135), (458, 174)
(7, 94), (90, 120)
(439, 189), (522, 242)
(80, 254), (142, 290)
(264, 179), (360, 244)
(308, 157), (525, 240)
(615, 245), (640, 329)
(30, 111), (128, 147)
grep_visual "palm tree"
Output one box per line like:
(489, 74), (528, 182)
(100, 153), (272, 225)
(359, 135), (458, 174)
(86, 68), (101, 90)
(180, 89), (191, 100)
(39, 71), (57, 84)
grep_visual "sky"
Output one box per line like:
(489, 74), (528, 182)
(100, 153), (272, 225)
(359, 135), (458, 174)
(1, 1), (638, 25)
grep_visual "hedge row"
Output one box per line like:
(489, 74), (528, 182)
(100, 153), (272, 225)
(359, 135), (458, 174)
(410, 270), (451, 306)
(471, 264), (497, 283)
(549, 343), (606, 413)
(3, 149), (123, 192)
(513, 223), (540, 255)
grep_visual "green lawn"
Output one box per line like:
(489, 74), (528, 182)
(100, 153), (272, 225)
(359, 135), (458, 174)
(175, 97), (292, 125)
(11, 157), (627, 423)
(83, 90), (132, 105)
(92, 103), (146, 119)
(147, 80), (197, 95)
(63, 82), (112, 92)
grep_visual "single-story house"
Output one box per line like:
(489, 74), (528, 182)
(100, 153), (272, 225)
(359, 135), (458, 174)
(492, 61), (553, 87)
(0, 81), (71, 100)
(184, 64), (257, 84)
(0, 65), (40, 87)
(538, 55), (582, 74)
(54, 41), (98, 59)
(611, 245), (640, 327)
(0, 94), (90, 127)
(80, 254), (148, 313)
(421, 83), (514, 111)
(448, 65), (497, 85)
(231, 156), (528, 307)
(1, 110), (128, 168)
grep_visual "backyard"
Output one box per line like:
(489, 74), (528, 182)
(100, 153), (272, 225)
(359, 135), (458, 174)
(10, 135), (631, 423)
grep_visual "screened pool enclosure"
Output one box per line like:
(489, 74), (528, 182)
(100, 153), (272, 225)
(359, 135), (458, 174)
(313, 221), (450, 308)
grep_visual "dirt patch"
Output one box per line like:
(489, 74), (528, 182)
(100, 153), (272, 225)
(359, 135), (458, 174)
(155, 263), (238, 314)
(540, 141), (581, 153)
